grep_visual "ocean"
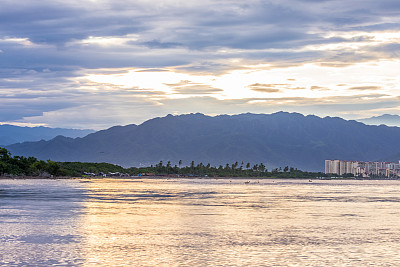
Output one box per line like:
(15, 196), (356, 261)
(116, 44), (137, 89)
(1, 178), (400, 266)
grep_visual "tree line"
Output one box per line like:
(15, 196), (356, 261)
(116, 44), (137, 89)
(1, 147), (331, 178)
(123, 160), (329, 178)
(0, 147), (63, 176)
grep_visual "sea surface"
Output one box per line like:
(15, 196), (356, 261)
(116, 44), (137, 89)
(1, 178), (400, 266)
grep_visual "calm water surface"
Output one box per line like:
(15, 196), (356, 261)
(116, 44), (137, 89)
(1, 178), (400, 266)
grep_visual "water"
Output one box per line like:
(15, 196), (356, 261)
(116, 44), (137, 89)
(1, 178), (400, 266)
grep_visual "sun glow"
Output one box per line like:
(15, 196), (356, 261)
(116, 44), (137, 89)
(83, 59), (400, 102)
(75, 34), (140, 47)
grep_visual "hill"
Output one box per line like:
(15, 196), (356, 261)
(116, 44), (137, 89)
(0, 124), (94, 146)
(6, 112), (400, 171)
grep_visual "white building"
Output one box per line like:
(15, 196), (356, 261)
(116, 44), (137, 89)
(325, 159), (400, 177)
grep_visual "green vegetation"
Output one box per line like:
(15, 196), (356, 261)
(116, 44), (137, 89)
(59, 162), (126, 177)
(0, 147), (340, 179)
(124, 160), (330, 179)
(58, 160), (332, 178)
(0, 147), (63, 176)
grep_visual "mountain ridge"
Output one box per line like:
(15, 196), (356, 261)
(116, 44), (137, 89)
(0, 124), (95, 146)
(6, 112), (400, 171)
(357, 114), (400, 127)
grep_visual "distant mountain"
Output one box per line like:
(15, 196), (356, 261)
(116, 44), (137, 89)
(6, 112), (400, 171)
(357, 114), (400, 127)
(0, 124), (94, 146)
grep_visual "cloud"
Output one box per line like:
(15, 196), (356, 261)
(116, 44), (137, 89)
(139, 40), (183, 49)
(1, 0), (400, 128)
(135, 68), (170, 72)
(1, 0), (399, 73)
(172, 85), (223, 95)
(310, 86), (330, 91)
(165, 80), (223, 95)
(248, 83), (281, 93)
(12, 91), (400, 129)
(349, 86), (382, 90)
(248, 83), (307, 93)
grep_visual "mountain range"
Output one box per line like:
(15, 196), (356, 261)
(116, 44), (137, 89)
(357, 114), (400, 127)
(6, 112), (400, 172)
(0, 124), (94, 146)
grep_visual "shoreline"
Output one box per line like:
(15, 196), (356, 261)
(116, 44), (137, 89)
(1, 175), (400, 181)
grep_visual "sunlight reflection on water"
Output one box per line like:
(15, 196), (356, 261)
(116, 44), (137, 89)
(1, 178), (400, 266)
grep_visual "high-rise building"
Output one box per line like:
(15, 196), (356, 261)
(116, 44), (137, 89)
(324, 159), (400, 177)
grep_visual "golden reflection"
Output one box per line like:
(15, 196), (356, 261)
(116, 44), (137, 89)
(78, 179), (400, 266)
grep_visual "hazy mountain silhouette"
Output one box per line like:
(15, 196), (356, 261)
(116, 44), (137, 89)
(6, 112), (400, 171)
(358, 114), (400, 127)
(0, 124), (94, 146)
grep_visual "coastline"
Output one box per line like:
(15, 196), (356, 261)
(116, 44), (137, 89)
(1, 175), (399, 180)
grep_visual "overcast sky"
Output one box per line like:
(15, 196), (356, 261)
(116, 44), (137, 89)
(1, 0), (399, 129)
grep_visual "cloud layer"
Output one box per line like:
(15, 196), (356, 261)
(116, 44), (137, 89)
(1, 0), (399, 129)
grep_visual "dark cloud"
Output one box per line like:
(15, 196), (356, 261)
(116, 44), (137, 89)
(0, 0), (398, 76)
(0, 97), (78, 121)
(138, 40), (183, 49)
(0, 1), (146, 45)
(351, 22), (400, 32)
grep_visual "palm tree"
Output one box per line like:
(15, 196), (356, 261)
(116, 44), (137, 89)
(253, 164), (258, 171)
(258, 163), (265, 172)
(232, 161), (238, 170)
(284, 166), (289, 172)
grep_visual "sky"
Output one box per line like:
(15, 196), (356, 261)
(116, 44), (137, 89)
(1, 0), (400, 130)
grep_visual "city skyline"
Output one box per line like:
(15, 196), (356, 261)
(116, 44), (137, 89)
(325, 159), (400, 177)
